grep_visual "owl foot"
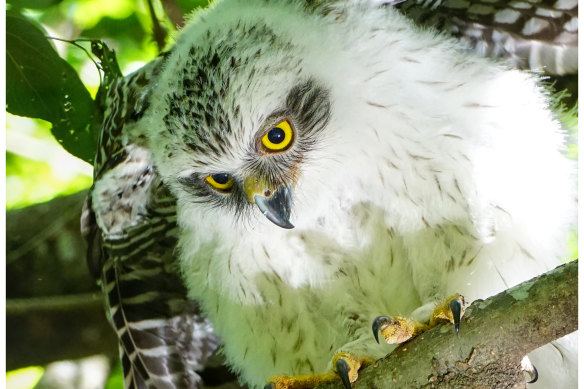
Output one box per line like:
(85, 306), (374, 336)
(264, 372), (338, 389)
(264, 353), (373, 389)
(428, 294), (465, 335)
(372, 315), (428, 344)
(333, 352), (374, 389)
(373, 294), (465, 344)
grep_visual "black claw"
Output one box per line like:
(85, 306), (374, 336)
(372, 316), (390, 344)
(526, 364), (538, 384)
(449, 299), (462, 336)
(336, 358), (352, 389)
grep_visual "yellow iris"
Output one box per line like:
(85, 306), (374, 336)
(206, 174), (234, 192)
(261, 120), (294, 151)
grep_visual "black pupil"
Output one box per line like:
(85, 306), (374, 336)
(268, 127), (285, 144)
(212, 173), (229, 185)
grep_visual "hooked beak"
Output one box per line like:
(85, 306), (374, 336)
(253, 185), (294, 229)
(243, 176), (294, 229)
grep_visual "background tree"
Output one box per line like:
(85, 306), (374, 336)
(6, 2), (212, 387)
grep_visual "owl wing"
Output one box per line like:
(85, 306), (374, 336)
(82, 56), (221, 388)
(396, 0), (577, 74)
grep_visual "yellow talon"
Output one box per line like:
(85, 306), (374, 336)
(429, 294), (465, 332)
(265, 353), (373, 389)
(372, 316), (428, 344)
(265, 372), (338, 389)
(373, 293), (466, 344)
(333, 352), (374, 389)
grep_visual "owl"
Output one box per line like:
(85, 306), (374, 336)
(87, 0), (577, 388)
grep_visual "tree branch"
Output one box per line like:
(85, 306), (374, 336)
(6, 294), (119, 371)
(6, 192), (119, 370)
(7, 193), (577, 387)
(146, 0), (168, 52)
(318, 260), (578, 389)
(160, 0), (186, 28)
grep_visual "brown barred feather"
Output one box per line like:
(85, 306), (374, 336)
(397, 0), (577, 74)
(83, 56), (222, 388)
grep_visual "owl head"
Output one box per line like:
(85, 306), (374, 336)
(141, 0), (474, 235)
(141, 1), (376, 231)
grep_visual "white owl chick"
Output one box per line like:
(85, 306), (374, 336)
(136, 0), (576, 388)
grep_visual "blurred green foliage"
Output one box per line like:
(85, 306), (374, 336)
(6, 367), (44, 389)
(104, 362), (125, 389)
(5, 0), (209, 384)
(5, 0), (212, 211)
(6, 151), (92, 209)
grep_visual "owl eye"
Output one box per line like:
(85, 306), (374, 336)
(205, 173), (234, 192)
(261, 119), (294, 152)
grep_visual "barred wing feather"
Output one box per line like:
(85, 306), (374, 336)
(398, 0), (577, 74)
(83, 57), (221, 388)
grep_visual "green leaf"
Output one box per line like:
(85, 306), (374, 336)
(8, 0), (63, 9)
(6, 14), (97, 163)
(105, 361), (124, 389)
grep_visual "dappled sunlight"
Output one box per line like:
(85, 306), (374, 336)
(6, 115), (92, 209)
(6, 367), (44, 389)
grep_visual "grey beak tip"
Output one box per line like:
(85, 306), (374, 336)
(254, 186), (294, 229)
